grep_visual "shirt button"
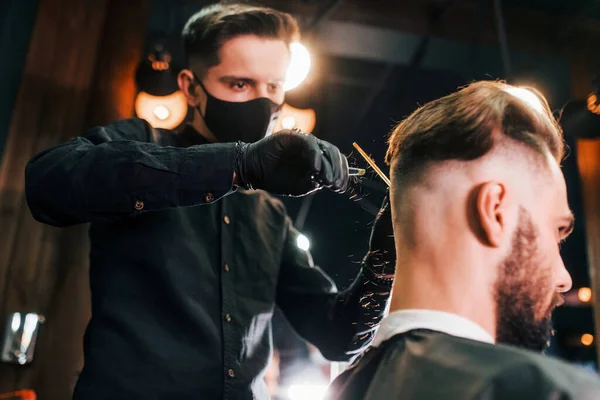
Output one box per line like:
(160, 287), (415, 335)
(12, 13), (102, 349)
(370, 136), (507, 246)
(228, 368), (235, 378)
(203, 193), (215, 203)
(224, 264), (230, 272)
(225, 314), (231, 322)
(133, 200), (144, 211)
(223, 215), (230, 224)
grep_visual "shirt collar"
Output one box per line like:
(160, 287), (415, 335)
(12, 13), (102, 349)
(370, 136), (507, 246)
(372, 309), (495, 347)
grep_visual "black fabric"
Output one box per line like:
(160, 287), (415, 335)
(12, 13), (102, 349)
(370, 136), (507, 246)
(197, 77), (281, 143)
(238, 130), (349, 196)
(328, 329), (600, 400)
(25, 118), (391, 400)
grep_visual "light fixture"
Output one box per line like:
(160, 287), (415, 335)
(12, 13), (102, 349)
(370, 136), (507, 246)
(578, 287), (592, 303)
(274, 104), (316, 133)
(587, 93), (600, 115)
(581, 333), (594, 346)
(285, 42), (311, 92)
(134, 91), (187, 130)
(296, 234), (310, 251)
(153, 105), (170, 120)
(281, 115), (297, 130)
(134, 43), (188, 130)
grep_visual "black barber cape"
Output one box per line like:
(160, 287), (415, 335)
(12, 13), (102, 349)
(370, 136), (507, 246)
(327, 329), (600, 400)
(25, 118), (392, 400)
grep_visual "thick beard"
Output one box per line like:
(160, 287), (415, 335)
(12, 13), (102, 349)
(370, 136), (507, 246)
(494, 208), (554, 353)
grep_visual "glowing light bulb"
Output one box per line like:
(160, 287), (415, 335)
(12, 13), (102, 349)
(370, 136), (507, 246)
(285, 42), (311, 92)
(153, 105), (170, 121)
(581, 333), (594, 346)
(135, 91), (187, 130)
(578, 287), (592, 303)
(296, 234), (310, 251)
(11, 313), (21, 332)
(281, 116), (297, 130)
(587, 93), (600, 115)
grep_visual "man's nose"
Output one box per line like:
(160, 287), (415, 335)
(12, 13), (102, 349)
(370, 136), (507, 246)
(556, 258), (573, 293)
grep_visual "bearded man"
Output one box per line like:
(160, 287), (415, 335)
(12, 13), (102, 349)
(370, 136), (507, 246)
(327, 81), (600, 400)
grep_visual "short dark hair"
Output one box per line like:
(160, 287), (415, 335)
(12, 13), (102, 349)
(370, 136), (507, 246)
(385, 81), (564, 187)
(182, 2), (300, 75)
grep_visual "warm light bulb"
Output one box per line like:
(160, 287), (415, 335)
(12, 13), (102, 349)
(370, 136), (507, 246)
(587, 93), (600, 115)
(285, 42), (311, 92)
(281, 116), (297, 130)
(135, 91), (188, 130)
(153, 105), (170, 121)
(296, 234), (310, 251)
(581, 333), (594, 346)
(273, 104), (316, 133)
(578, 287), (592, 303)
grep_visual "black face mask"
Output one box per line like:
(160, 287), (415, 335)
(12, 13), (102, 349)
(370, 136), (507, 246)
(194, 77), (282, 143)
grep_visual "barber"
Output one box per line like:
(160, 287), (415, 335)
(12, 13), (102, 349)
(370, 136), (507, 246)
(25, 3), (393, 400)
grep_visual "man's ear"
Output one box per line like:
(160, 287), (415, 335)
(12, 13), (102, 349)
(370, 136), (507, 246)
(476, 181), (509, 247)
(178, 69), (202, 107)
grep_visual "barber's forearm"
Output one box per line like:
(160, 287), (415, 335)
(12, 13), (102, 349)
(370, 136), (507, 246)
(26, 138), (238, 226)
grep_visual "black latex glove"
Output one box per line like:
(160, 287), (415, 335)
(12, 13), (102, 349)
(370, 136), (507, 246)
(235, 129), (349, 197)
(364, 193), (395, 277)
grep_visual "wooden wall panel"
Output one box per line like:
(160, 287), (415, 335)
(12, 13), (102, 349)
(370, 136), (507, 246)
(0, 0), (109, 394)
(0, 0), (149, 397)
(577, 139), (600, 368)
(86, 0), (150, 126)
(571, 47), (600, 368)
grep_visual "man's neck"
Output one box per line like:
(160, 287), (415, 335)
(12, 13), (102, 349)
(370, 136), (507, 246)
(388, 262), (497, 342)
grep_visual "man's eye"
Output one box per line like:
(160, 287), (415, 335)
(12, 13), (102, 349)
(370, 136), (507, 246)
(231, 81), (247, 90)
(558, 227), (569, 247)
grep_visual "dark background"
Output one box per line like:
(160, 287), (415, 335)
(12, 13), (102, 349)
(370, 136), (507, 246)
(1, 0), (599, 397)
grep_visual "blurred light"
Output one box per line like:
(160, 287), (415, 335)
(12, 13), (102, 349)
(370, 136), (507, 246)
(153, 105), (170, 121)
(581, 333), (594, 346)
(560, 99), (600, 139)
(11, 313), (21, 332)
(296, 234), (310, 251)
(287, 384), (328, 400)
(285, 42), (311, 91)
(135, 91), (187, 130)
(587, 93), (600, 115)
(504, 87), (544, 114)
(282, 116), (297, 130)
(578, 287), (592, 303)
(135, 43), (186, 130)
(274, 104), (316, 133)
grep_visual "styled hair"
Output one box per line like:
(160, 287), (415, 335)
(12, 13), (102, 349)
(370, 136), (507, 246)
(182, 2), (300, 74)
(385, 81), (564, 187)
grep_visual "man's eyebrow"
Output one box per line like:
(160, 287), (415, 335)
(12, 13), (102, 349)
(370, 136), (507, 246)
(219, 76), (286, 84)
(218, 76), (256, 84)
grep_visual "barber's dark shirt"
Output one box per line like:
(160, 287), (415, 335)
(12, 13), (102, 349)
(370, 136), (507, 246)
(25, 119), (391, 400)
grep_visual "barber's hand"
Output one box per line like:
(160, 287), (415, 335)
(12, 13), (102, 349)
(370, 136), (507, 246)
(235, 129), (349, 196)
(364, 193), (395, 278)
